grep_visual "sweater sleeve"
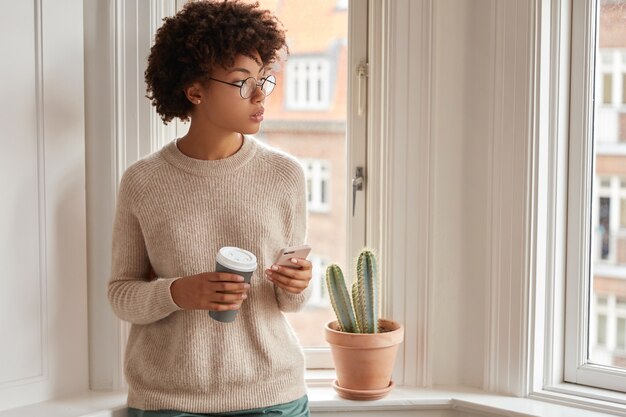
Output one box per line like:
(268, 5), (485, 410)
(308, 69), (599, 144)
(275, 162), (313, 313)
(107, 169), (182, 324)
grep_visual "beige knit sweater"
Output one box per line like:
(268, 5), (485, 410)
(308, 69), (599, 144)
(108, 135), (311, 413)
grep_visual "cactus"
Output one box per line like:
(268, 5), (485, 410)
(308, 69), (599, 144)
(354, 250), (379, 333)
(326, 264), (358, 333)
(326, 249), (380, 334)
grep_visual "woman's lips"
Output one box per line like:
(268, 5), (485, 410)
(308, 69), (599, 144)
(250, 108), (264, 122)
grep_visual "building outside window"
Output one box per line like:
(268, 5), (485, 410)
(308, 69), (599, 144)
(249, 0), (353, 358)
(301, 158), (331, 213)
(307, 254), (331, 308)
(286, 57), (332, 110)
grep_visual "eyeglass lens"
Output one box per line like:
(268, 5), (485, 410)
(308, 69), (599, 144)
(241, 75), (276, 98)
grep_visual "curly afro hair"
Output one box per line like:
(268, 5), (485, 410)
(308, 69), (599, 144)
(145, 0), (288, 124)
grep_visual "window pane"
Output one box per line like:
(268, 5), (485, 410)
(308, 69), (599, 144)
(598, 314), (607, 346)
(603, 73), (613, 105)
(598, 197), (611, 260)
(618, 317), (626, 351)
(590, 0), (626, 370)
(245, 0), (348, 348)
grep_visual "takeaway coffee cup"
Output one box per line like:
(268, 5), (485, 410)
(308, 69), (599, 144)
(209, 246), (257, 323)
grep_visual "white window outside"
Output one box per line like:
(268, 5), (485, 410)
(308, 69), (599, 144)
(592, 176), (626, 264)
(302, 158), (331, 213)
(596, 50), (626, 143)
(307, 254), (331, 307)
(286, 58), (331, 110)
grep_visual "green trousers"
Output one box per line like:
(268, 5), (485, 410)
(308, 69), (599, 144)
(127, 395), (310, 417)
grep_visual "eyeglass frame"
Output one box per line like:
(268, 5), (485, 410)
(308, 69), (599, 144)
(208, 74), (276, 99)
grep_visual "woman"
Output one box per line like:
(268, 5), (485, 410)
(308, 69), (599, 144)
(108, 1), (312, 416)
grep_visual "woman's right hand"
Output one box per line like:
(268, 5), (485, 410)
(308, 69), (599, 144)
(170, 272), (250, 310)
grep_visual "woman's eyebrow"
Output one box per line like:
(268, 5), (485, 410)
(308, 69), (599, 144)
(227, 66), (268, 75)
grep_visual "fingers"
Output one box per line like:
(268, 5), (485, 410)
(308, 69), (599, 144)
(206, 301), (244, 311)
(266, 272), (309, 291)
(204, 288), (248, 311)
(265, 259), (312, 294)
(206, 272), (246, 282)
(266, 258), (312, 280)
(213, 281), (250, 292)
(193, 273), (251, 310)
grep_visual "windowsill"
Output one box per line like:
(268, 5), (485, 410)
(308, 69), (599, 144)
(2, 383), (625, 417)
(531, 382), (626, 415)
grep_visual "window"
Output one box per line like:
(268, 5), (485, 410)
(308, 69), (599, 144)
(596, 48), (626, 143)
(286, 57), (332, 110)
(242, 0), (367, 368)
(603, 73), (613, 105)
(565, 0), (626, 393)
(307, 254), (331, 308)
(335, 0), (348, 11)
(301, 158), (331, 213)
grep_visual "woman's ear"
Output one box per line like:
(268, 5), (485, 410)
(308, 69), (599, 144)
(184, 82), (203, 105)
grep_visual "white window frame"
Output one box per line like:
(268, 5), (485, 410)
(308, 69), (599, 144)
(563, 0), (626, 393)
(527, 0), (626, 412)
(304, 0), (368, 370)
(307, 254), (331, 307)
(598, 49), (626, 108)
(593, 176), (626, 264)
(594, 176), (614, 263)
(285, 57), (332, 110)
(596, 49), (626, 144)
(301, 158), (331, 213)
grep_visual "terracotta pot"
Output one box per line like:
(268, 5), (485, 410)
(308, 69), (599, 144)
(324, 319), (404, 400)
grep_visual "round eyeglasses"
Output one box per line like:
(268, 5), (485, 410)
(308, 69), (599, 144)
(208, 74), (276, 99)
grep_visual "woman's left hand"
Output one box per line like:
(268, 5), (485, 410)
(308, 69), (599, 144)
(265, 258), (312, 294)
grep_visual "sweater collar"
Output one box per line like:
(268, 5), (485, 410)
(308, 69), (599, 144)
(162, 135), (257, 177)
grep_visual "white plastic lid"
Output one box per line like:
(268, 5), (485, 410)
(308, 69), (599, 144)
(216, 247), (257, 272)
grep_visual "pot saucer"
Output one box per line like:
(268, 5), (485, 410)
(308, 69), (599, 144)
(331, 379), (395, 401)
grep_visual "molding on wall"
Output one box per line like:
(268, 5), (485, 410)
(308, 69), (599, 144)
(85, 0), (172, 390)
(485, 0), (537, 397)
(112, 0), (174, 390)
(1, 0), (88, 409)
(112, 0), (129, 390)
(149, 0), (177, 150)
(0, 0), (48, 391)
(368, 0), (434, 388)
(36, 0), (49, 387)
(527, 0), (572, 396)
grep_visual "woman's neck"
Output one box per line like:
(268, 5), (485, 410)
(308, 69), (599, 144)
(177, 122), (243, 161)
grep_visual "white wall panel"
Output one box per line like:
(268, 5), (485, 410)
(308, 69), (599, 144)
(0, 0), (88, 411)
(0, 0), (44, 386)
(84, 0), (177, 390)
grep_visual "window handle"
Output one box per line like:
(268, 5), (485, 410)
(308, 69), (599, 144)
(357, 61), (368, 116)
(352, 167), (364, 217)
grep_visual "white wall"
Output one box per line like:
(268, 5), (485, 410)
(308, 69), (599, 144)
(430, 0), (492, 387)
(0, 0), (89, 411)
(377, 0), (536, 395)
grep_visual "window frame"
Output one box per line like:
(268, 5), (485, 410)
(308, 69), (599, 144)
(149, 0), (366, 374)
(301, 158), (332, 213)
(527, 0), (626, 412)
(89, 0), (424, 391)
(563, 0), (626, 393)
(285, 56), (333, 111)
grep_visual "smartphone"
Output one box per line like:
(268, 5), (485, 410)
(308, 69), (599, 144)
(274, 244), (312, 268)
